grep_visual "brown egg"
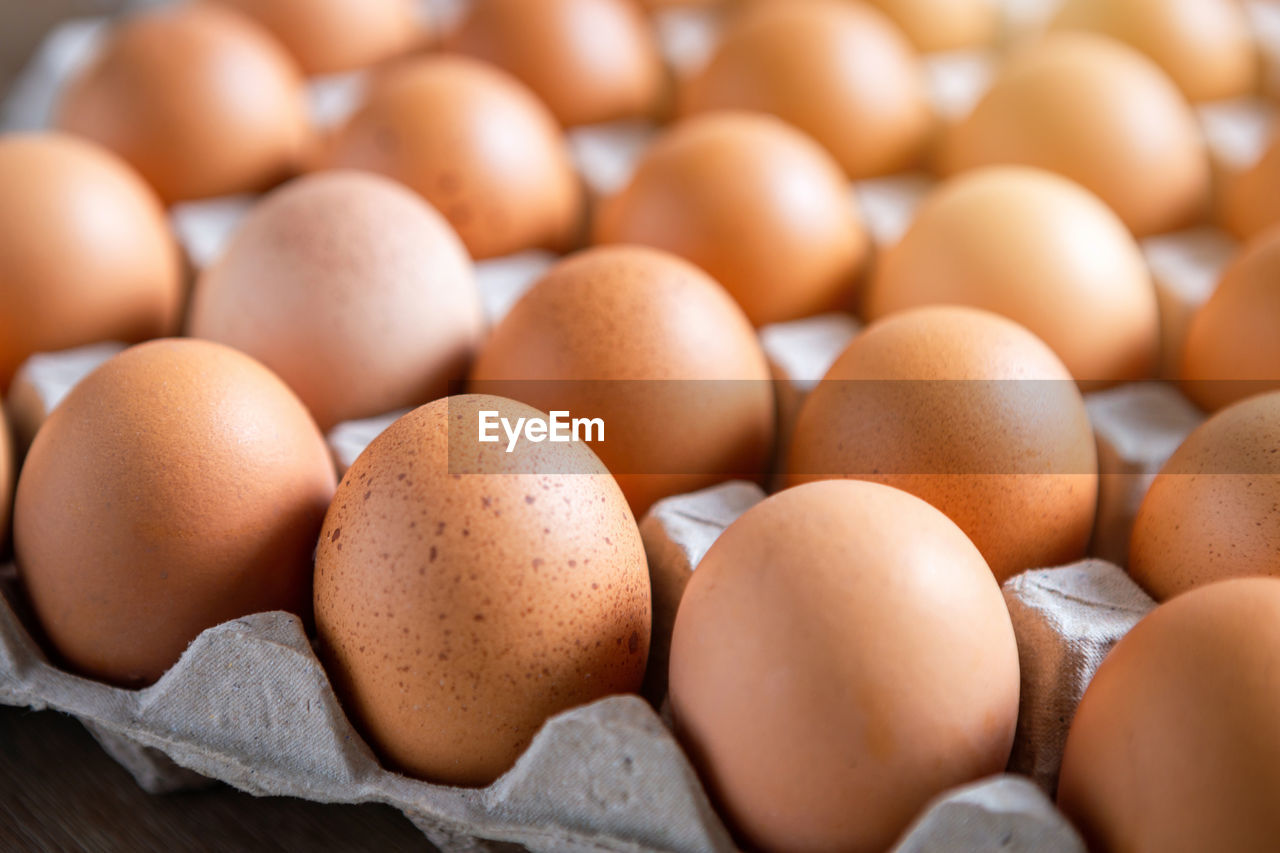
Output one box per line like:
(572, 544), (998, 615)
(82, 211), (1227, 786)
(865, 167), (1158, 385)
(56, 3), (309, 203)
(1058, 578), (1280, 852)
(448, 0), (664, 127)
(670, 480), (1019, 853)
(1128, 391), (1280, 601)
(13, 339), (335, 686)
(314, 395), (649, 785)
(787, 306), (1097, 581)
(318, 56), (583, 260)
(940, 33), (1209, 237)
(189, 171), (482, 431)
(1051, 0), (1257, 102)
(0, 409), (11, 551)
(213, 0), (423, 75)
(1181, 227), (1280, 412)
(864, 0), (999, 52)
(470, 245), (774, 515)
(594, 112), (869, 325)
(0, 133), (182, 391)
(682, 1), (932, 179)
(1220, 135), (1280, 241)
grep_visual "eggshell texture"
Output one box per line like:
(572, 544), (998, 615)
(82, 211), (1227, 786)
(670, 480), (1020, 853)
(189, 171), (482, 431)
(13, 339), (336, 686)
(448, 0), (664, 127)
(787, 306), (1097, 582)
(213, 0), (423, 75)
(864, 0), (999, 52)
(865, 166), (1159, 385)
(56, 3), (309, 203)
(1128, 391), (1280, 601)
(1181, 227), (1280, 412)
(1051, 0), (1257, 102)
(314, 395), (649, 785)
(1220, 136), (1280, 241)
(594, 112), (869, 326)
(940, 33), (1209, 237)
(0, 133), (182, 391)
(1058, 578), (1280, 852)
(682, 1), (932, 179)
(318, 56), (583, 260)
(470, 245), (774, 515)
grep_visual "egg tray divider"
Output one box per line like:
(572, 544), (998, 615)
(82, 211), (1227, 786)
(0, 564), (738, 853)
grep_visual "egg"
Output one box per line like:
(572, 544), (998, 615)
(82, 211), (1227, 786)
(1051, 0), (1257, 102)
(670, 480), (1019, 853)
(1128, 391), (1280, 601)
(940, 33), (1209, 237)
(1181, 227), (1280, 412)
(447, 0), (664, 127)
(56, 3), (309, 203)
(317, 56), (583, 260)
(0, 409), (11, 551)
(0, 133), (182, 390)
(594, 112), (870, 325)
(1058, 578), (1280, 852)
(212, 0), (424, 75)
(1220, 135), (1280, 241)
(787, 306), (1097, 581)
(863, 0), (999, 52)
(13, 339), (335, 686)
(682, 1), (932, 179)
(314, 395), (649, 785)
(865, 167), (1158, 385)
(189, 171), (482, 431)
(470, 245), (774, 515)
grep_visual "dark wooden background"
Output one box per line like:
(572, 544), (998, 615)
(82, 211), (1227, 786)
(0, 2), (435, 849)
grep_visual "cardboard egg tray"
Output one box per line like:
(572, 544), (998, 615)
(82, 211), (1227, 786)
(0, 0), (1273, 849)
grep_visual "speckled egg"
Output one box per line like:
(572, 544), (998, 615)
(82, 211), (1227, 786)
(189, 171), (483, 430)
(594, 111), (869, 326)
(317, 56), (583, 260)
(314, 395), (650, 786)
(670, 480), (1020, 853)
(470, 245), (775, 515)
(56, 3), (309, 203)
(13, 339), (336, 686)
(787, 306), (1097, 581)
(0, 133), (182, 391)
(682, 0), (932, 179)
(448, 0), (664, 127)
(1058, 578), (1280, 852)
(1181, 226), (1280, 412)
(1128, 391), (1280, 601)
(865, 166), (1158, 386)
(940, 33), (1209, 237)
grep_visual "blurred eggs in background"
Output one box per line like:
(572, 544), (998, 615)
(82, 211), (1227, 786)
(1129, 391), (1280, 602)
(56, 2), (309, 203)
(0, 132), (182, 391)
(670, 480), (1019, 853)
(787, 306), (1098, 582)
(314, 395), (650, 786)
(595, 111), (869, 326)
(470, 245), (774, 515)
(1220, 133), (1280, 242)
(682, 0), (932, 179)
(188, 170), (482, 431)
(316, 55), (583, 260)
(14, 339), (335, 687)
(862, 0), (1000, 52)
(446, 0), (664, 127)
(941, 32), (1209, 237)
(212, 0), (425, 75)
(865, 166), (1159, 386)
